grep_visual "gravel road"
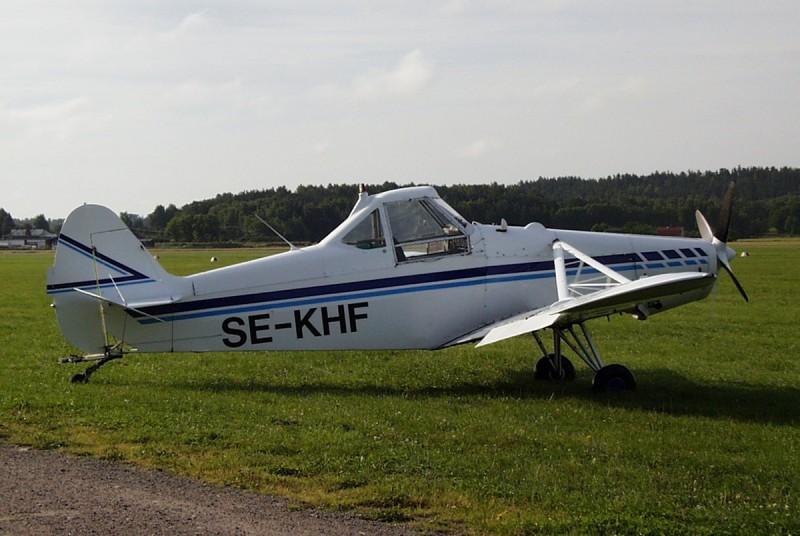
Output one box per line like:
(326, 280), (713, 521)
(0, 443), (433, 535)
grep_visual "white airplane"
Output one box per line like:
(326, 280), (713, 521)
(47, 183), (747, 390)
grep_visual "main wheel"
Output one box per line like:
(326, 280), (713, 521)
(534, 354), (576, 381)
(592, 364), (636, 392)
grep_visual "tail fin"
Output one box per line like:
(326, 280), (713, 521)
(47, 204), (179, 353)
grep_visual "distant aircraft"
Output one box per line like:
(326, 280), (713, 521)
(47, 183), (747, 390)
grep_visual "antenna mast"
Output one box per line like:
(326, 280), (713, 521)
(255, 214), (298, 250)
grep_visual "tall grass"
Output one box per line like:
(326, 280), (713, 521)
(1, 243), (797, 534)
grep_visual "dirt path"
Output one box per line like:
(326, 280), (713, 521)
(0, 443), (433, 535)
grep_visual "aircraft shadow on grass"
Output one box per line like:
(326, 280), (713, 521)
(166, 368), (799, 427)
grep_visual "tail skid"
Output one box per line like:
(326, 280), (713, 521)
(59, 347), (126, 384)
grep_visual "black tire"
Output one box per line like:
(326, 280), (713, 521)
(534, 354), (576, 381)
(70, 373), (89, 384)
(592, 364), (636, 392)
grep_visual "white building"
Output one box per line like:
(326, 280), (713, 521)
(3, 228), (58, 249)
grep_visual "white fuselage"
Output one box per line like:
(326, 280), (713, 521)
(106, 225), (714, 354)
(49, 186), (717, 355)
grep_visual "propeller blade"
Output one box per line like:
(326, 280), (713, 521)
(695, 210), (714, 242)
(696, 181), (748, 303)
(718, 256), (749, 302)
(715, 181), (735, 243)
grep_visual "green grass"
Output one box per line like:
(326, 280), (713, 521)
(1, 242), (798, 534)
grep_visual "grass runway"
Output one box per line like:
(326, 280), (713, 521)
(1, 241), (798, 534)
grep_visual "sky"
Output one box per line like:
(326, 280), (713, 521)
(2, 1), (799, 220)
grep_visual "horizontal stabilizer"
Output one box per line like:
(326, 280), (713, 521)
(72, 288), (177, 323)
(476, 271), (716, 347)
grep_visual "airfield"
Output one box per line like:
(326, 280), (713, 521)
(1, 241), (798, 534)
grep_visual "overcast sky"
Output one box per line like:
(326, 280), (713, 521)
(2, 1), (799, 219)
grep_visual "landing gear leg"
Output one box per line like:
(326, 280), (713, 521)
(533, 323), (636, 391)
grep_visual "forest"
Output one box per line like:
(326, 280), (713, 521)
(4, 167), (800, 244)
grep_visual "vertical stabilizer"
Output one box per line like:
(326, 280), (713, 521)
(47, 204), (178, 353)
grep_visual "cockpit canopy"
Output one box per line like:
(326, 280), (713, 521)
(332, 186), (471, 262)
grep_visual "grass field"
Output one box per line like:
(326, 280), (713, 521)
(1, 242), (798, 535)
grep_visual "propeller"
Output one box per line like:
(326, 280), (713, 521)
(695, 181), (749, 302)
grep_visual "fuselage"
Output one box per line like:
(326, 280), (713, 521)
(88, 186), (717, 354)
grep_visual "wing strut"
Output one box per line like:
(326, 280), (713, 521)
(553, 240), (630, 301)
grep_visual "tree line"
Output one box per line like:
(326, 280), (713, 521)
(3, 167), (799, 243)
(0, 210), (54, 236)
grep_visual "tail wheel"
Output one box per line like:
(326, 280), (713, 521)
(534, 354), (576, 381)
(592, 364), (636, 392)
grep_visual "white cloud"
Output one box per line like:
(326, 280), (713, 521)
(459, 138), (501, 159)
(162, 80), (232, 108)
(0, 97), (103, 140)
(164, 11), (212, 39)
(162, 79), (251, 109)
(351, 50), (435, 101)
(576, 76), (648, 115)
(313, 140), (331, 154)
(440, 0), (468, 16)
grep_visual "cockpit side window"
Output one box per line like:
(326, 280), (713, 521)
(342, 209), (385, 249)
(385, 198), (469, 262)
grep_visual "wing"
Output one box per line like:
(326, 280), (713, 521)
(443, 271), (716, 349)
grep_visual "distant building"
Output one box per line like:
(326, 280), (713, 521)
(656, 226), (684, 237)
(2, 228), (58, 249)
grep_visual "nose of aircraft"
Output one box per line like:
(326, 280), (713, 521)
(694, 182), (748, 303)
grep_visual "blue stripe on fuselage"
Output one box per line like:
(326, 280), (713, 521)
(135, 251), (707, 325)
